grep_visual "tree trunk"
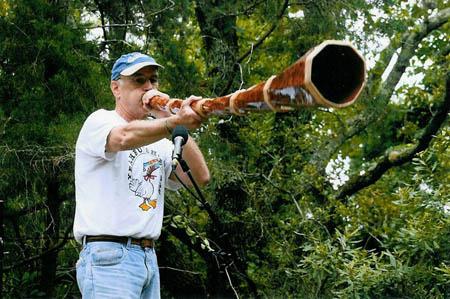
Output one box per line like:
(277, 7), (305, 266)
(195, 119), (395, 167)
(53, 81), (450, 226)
(39, 176), (61, 297)
(0, 196), (4, 299)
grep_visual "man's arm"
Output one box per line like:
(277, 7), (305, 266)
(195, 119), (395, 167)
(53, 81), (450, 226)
(106, 95), (210, 187)
(106, 116), (210, 187)
(106, 117), (174, 152)
(106, 97), (203, 152)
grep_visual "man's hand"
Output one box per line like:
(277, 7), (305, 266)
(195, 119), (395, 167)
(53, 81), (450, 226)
(143, 91), (205, 129)
(170, 95), (205, 130)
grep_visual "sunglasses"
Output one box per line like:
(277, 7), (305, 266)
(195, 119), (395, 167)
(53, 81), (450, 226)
(121, 74), (159, 86)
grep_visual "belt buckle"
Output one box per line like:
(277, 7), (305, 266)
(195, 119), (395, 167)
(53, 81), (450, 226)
(140, 239), (153, 249)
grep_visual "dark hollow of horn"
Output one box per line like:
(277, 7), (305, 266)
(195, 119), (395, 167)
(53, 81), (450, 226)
(311, 45), (365, 104)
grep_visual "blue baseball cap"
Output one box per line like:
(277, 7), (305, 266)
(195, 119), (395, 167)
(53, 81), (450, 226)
(111, 52), (163, 80)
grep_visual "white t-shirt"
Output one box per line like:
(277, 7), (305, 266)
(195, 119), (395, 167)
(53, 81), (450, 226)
(73, 109), (181, 243)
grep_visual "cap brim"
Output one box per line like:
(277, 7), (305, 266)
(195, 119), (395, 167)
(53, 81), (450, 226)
(120, 61), (164, 76)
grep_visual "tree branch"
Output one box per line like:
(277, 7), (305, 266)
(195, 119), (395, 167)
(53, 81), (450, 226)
(92, 0), (108, 51)
(165, 224), (210, 261)
(3, 223), (72, 272)
(82, 0), (175, 30)
(336, 72), (449, 200)
(236, 0), (289, 64)
(4, 194), (72, 220)
(0, 144), (74, 169)
(158, 266), (202, 275)
(313, 7), (450, 174)
(4, 202), (47, 220)
(220, 0), (289, 95)
(262, 174), (304, 216)
(379, 8), (449, 103)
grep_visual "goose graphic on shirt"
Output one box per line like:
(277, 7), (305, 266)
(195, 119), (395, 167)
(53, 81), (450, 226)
(127, 147), (163, 211)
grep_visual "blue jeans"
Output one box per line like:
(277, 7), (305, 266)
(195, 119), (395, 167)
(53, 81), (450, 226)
(76, 240), (160, 298)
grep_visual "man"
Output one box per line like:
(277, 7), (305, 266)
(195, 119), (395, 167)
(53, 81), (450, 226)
(74, 52), (210, 298)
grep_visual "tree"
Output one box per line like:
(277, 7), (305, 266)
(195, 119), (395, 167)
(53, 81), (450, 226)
(1, 0), (448, 297)
(1, 0), (109, 296)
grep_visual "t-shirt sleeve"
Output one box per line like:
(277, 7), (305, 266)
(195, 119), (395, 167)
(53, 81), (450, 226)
(76, 110), (118, 161)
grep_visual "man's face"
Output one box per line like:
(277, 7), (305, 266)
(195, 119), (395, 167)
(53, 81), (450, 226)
(111, 66), (159, 120)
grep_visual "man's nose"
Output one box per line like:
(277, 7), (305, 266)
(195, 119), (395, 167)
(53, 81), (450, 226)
(143, 80), (153, 90)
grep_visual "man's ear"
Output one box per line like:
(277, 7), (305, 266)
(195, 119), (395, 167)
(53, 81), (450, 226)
(111, 80), (121, 98)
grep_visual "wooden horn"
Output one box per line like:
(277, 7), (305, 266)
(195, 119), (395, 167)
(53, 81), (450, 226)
(147, 40), (367, 116)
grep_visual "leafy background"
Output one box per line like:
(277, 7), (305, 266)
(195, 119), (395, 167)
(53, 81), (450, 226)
(1, 0), (449, 298)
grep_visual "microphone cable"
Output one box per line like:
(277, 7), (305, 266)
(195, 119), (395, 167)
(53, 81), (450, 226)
(173, 170), (200, 202)
(173, 159), (211, 211)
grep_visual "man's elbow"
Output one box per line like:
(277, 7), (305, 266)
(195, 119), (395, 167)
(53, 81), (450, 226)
(107, 127), (135, 152)
(197, 171), (211, 187)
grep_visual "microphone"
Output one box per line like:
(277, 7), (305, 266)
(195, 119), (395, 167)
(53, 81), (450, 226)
(171, 125), (189, 169)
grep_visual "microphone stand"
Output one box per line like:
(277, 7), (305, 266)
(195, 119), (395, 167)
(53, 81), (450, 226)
(173, 157), (219, 225)
(173, 158), (236, 284)
(175, 159), (211, 212)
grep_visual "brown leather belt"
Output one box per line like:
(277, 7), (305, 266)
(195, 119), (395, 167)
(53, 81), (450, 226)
(85, 235), (155, 249)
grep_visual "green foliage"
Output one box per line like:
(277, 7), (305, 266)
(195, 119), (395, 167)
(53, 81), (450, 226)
(1, 0), (449, 298)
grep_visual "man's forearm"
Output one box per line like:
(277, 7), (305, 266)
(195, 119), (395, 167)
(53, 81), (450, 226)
(107, 117), (174, 152)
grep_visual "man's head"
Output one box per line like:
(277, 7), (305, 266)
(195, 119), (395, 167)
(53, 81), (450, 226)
(111, 52), (163, 81)
(110, 52), (163, 120)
